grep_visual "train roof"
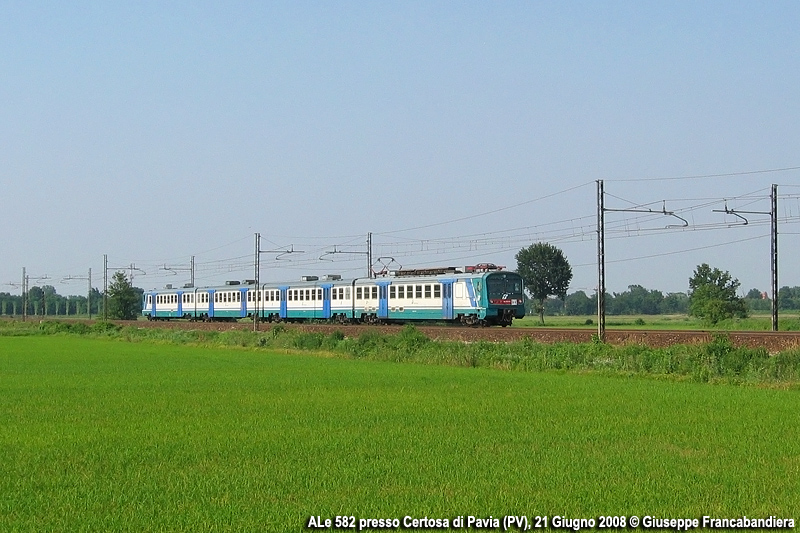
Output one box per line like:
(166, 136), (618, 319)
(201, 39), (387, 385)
(145, 267), (519, 292)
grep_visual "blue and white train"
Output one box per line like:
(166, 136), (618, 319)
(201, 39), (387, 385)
(142, 264), (525, 326)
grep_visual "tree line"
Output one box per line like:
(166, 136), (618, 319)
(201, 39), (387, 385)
(0, 272), (143, 320)
(516, 242), (796, 325)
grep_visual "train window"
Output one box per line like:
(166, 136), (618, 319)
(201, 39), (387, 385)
(299, 290), (304, 301)
(371, 287), (377, 299)
(288, 291), (293, 301)
(318, 289), (322, 300)
(332, 288), (337, 301)
(398, 286), (404, 298)
(311, 289), (316, 301)
(416, 285), (423, 298)
(356, 287), (362, 299)
(389, 286), (395, 298)
(425, 285), (431, 298)
(434, 285), (441, 298)
(237, 292), (241, 302)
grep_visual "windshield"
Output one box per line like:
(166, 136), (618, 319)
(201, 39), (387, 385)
(486, 273), (524, 299)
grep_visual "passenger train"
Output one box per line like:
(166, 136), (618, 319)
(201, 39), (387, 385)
(142, 264), (525, 326)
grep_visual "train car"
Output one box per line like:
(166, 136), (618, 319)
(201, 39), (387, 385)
(142, 264), (525, 326)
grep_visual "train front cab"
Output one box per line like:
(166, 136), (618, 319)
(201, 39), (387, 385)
(483, 271), (525, 326)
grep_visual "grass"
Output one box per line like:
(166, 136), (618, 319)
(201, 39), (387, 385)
(2, 335), (800, 531)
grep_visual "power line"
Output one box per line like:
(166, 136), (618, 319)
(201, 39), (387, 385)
(607, 165), (800, 183)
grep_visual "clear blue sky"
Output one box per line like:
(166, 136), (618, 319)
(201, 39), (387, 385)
(2, 1), (799, 297)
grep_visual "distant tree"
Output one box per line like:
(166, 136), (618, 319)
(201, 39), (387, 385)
(745, 288), (763, 300)
(744, 288), (771, 312)
(515, 242), (572, 324)
(778, 286), (800, 310)
(661, 292), (689, 314)
(688, 263), (748, 324)
(107, 271), (141, 320)
(565, 290), (595, 316)
(27, 286), (44, 315)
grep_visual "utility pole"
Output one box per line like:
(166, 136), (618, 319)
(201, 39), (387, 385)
(367, 232), (373, 279)
(62, 268), (93, 318)
(253, 233), (303, 331)
(713, 184), (778, 331)
(104, 255), (145, 321)
(596, 182), (687, 342)
(22, 267), (26, 321)
(161, 257), (195, 287)
(596, 181), (605, 342)
(319, 232), (374, 278)
(771, 184), (778, 331)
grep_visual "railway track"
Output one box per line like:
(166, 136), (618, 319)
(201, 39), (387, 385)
(119, 320), (800, 352)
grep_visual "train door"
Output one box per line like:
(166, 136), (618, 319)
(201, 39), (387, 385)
(377, 281), (390, 319)
(208, 290), (215, 318)
(177, 291), (183, 318)
(239, 288), (248, 318)
(150, 292), (157, 318)
(441, 279), (454, 320)
(321, 284), (332, 319)
(279, 287), (288, 319)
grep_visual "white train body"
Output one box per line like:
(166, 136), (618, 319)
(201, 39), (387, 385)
(143, 267), (525, 326)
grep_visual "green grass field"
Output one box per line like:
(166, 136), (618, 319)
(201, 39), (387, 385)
(2, 335), (799, 531)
